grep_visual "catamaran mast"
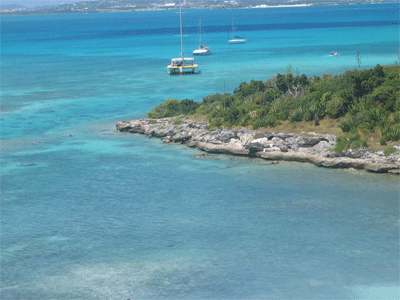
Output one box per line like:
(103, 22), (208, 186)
(179, 0), (184, 60)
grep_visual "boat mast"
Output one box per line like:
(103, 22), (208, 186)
(179, 0), (184, 60)
(199, 17), (202, 47)
(231, 13), (235, 37)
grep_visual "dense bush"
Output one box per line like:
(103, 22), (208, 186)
(148, 65), (400, 144)
(332, 134), (368, 152)
(147, 98), (200, 119)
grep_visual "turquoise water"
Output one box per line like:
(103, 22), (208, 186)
(1, 4), (399, 299)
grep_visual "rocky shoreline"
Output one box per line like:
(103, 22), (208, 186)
(116, 117), (400, 174)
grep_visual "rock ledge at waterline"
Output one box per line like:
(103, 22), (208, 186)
(116, 118), (400, 174)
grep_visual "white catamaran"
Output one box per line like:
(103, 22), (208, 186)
(192, 17), (212, 56)
(227, 15), (246, 44)
(167, 0), (199, 75)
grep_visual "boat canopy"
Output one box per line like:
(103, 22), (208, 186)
(171, 57), (195, 62)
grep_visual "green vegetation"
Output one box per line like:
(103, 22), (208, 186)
(384, 146), (398, 156)
(147, 98), (200, 119)
(147, 65), (400, 149)
(332, 134), (368, 152)
(173, 119), (183, 125)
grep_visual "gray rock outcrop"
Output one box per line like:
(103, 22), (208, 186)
(116, 118), (400, 174)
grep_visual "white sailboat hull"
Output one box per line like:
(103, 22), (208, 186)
(192, 48), (212, 56)
(228, 38), (247, 44)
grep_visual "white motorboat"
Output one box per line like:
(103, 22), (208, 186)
(193, 18), (212, 56)
(167, 0), (199, 75)
(228, 15), (246, 44)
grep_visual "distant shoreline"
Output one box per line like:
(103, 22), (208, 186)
(0, 2), (393, 16)
(250, 4), (312, 9)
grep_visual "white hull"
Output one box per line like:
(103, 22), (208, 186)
(192, 48), (212, 56)
(228, 38), (247, 44)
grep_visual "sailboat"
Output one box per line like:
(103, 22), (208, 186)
(167, 0), (199, 75)
(227, 15), (246, 44)
(192, 17), (212, 56)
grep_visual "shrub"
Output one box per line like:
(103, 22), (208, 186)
(326, 96), (345, 118)
(240, 114), (251, 127)
(389, 126), (400, 141)
(338, 117), (357, 133)
(384, 146), (398, 156)
(180, 99), (201, 115)
(393, 112), (400, 124)
(360, 138), (368, 148)
(333, 136), (347, 152)
(381, 122), (400, 142)
(314, 113), (320, 126)
(367, 107), (388, 128)
(333, 134), (367, 152)
(348, 133), (361, 148)
(265, 116), (278, 127)
(387, 125), (400, 141)
(147, 98), (199, 119)
(353, 111), (368, 126)
(210, 118), (223, 129)
(252, 119), (265, 129)
(252, 116), (278, 129)
(173, 119), (182, 125)
(289, 108), (304, 123)
(234, 80), (265, 97)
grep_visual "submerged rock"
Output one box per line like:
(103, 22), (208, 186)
(193, 153), (216, 159)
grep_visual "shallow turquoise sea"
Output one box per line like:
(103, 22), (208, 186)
(1, 3), (399, 299)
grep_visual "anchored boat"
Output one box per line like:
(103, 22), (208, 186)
(167, 58), (198, 75)
(167, 0), (199, 75)
(193, 17), (212, 56)
(228, 15), (246, 44)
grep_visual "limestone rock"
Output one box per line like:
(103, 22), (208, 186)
(116, 117), (400, 174)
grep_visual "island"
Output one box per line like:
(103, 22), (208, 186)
(117, 64), (400, 174)
(1, 0), (398, 15)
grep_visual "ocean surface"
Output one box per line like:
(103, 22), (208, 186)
(1, 3), (399, 299)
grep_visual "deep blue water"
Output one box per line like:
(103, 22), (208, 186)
(1, 4), (399, 299)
